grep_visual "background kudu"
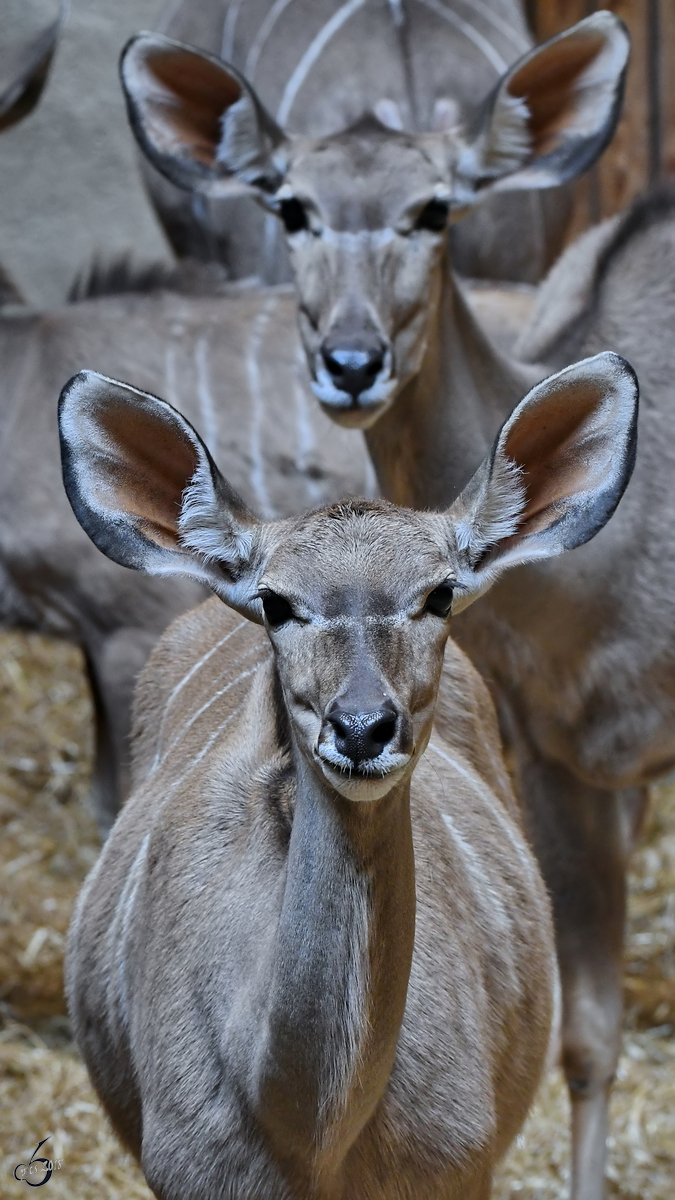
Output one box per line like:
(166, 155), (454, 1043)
(0, 1), (64, 304)
(143, 0), (573, 285)
(120, 15), (649, 1199)
(61, 352), (637, 1200)
(0, 279), (374, 835)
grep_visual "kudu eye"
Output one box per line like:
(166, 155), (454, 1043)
(415, 198), (450, 234)
(260, 590), (295, 629)
(279, 197), (309, 234)
(424, 583), (454, 618)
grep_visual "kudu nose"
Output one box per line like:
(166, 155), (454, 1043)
(326, 699), (398, 767)
(321, 335), (386, 399)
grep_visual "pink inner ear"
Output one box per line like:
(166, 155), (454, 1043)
(95, 400), (199, 549)
(143, 46), (242, 166)
(502, 380), (608, 533)
(506, 30), (606, 158)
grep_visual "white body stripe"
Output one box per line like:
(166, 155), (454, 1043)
(107, 834), (151, 1035)
(157, 656), (264, 769)
(151, 619), (247, 769)
(277, 0), (369, 126)
(418, 0), (507, 73)
(246, 296), (279, 517)
(245, 0), (300, 79)
(452, 0), (528, 55)
(222, 0), (245, 59)
(195, 335), (219, 456)
(428, 740), (539, 887)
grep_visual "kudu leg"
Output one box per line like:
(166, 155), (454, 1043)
(513, 744), (644, 1200)
(84, 628), (159, 838)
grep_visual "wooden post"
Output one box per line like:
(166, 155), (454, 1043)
(529, 1), (667, 242)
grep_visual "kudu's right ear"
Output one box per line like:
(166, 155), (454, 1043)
(446, 352), (638, 613)
(120, 33), (285, 197)
(59, 371), (266, 621)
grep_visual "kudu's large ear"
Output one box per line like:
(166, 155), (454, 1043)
(0, 1), (65, 133)
(456, 12), (629, 200)
(120, 32), (285, 197)
(59, 371), (266, 621)
(447, 353), (638, 613)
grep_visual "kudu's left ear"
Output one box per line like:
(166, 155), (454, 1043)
(446, 352), (638, 613)
(58, 371), (266, 622)
(456, 12), (629, 200)
(120, 32), (285, 197)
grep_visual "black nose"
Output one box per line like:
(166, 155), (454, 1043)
(326, 700), (398, 766)
(321, 336), (386, 399)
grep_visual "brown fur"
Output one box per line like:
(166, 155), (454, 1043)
(61, 356), (634, 1200)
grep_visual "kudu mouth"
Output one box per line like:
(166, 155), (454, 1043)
(316, 697), (413, 801)
(312, 329), (397, 429)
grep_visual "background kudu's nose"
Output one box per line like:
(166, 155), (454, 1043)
(321, 334), (386, 399)
(326, 699), (398, 766)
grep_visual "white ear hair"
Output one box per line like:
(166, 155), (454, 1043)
(179, 458), (255, 569)
(432, 97), (461, 133)
(374, 98), (404, 131)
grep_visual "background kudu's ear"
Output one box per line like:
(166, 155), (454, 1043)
(120, 32), (285, 197)
(447, 353), (638, 612)
(59, 371), (265, 620)
(456, 12), (629, 199)
(0, 1), (65, 133)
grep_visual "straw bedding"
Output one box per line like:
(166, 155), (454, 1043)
(1, 630), (673, 1198)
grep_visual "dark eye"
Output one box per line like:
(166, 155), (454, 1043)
(415, 198), (450, 233)
(279, 197), (308, 234)
(424, 583), (454, 618)
(260, 590), (295, 629)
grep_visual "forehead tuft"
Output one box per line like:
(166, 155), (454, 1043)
(287, 122), (449, 228)
(268, 500), (446, 595)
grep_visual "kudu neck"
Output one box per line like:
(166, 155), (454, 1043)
(256, 736), (415, 1182)
(366, 255), (537, 509)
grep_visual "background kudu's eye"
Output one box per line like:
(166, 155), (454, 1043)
(279, 197), (308, 234)
(424, 583), (454, 618)
(260, 590), (295, 628)
(415, 198), (450, 233)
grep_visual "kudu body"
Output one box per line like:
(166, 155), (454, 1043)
(145, 0), (571, 284)
(121, 15), (642, 1197)
(62, 353), (637, 1200)
(0, 282), (372, 832)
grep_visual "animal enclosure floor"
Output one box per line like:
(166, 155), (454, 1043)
(0, 630), (673, 1198)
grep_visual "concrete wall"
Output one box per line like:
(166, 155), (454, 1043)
(0, 0), (174, 308)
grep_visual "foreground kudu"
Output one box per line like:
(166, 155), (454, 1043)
(0, 281), (372, 833)
(144, 0), (572, 284)
(120, 15), (642, 1197)
(62, 352), (637, 1200)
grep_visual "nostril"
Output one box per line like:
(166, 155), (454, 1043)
(330, 713), (350, 741)
(322, 348), (345, 378)
(369, 713), (397, 752)
(364, 352), (384, 379)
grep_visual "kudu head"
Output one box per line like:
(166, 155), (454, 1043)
(121, 13), (629, 428)
(59, 352), (637, 802)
